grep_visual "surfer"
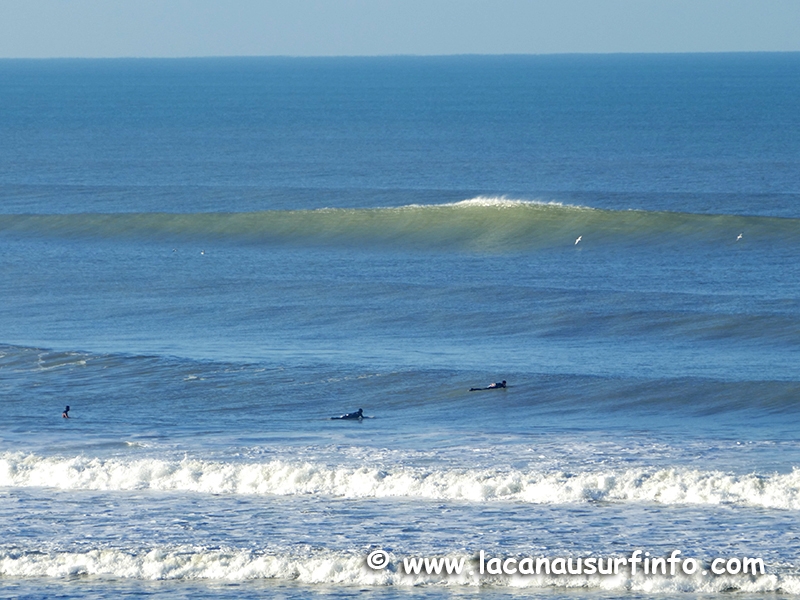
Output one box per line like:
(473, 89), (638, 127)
(62, 405), (70, 418)
(470, 381), (506, 391)
(332, 408), (364, 420)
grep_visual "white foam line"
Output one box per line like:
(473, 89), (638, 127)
(443, 196), (570, 208)
(1, 452), (799, 510)
(0, 546), (797, 592)
(375, 196), (591, 210)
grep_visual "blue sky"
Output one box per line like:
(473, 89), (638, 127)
(1, 0), (798, 58)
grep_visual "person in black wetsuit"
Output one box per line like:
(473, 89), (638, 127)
(332, 408), (363, 420)
(470, 380), (507, 391)
(62, 405), (70, 418)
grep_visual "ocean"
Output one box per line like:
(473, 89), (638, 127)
(0, 53), (799, 599)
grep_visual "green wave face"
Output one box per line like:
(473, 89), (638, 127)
(1, 198), (797, 252)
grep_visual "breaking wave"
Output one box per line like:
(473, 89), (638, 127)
(0, 198), (797, 252)
(2, 452), (799, 510)
(0, 545), (798, 593)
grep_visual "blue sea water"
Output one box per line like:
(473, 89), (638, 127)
(1, 54), (800, 598)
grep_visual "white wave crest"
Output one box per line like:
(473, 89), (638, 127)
(447, 196), (557, 208)
(442, 196), (575, 209)
(0, 546), (374, 584)
(387, 196), (587, 211)
(1, 452), (799, 509)
(0, 546), (797, 593)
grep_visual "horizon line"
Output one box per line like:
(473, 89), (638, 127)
(1, 50), (799, 61)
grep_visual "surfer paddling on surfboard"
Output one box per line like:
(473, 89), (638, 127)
(470, 380), (506, 391)
(331, 408), (364, 420)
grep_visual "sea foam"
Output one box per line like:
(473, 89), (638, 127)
(2, 452), (799, 510)
(0, 546), (797, 593)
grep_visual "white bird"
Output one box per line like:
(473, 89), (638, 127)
(736, 233), (743, 241)
(575, 236), (582, 245)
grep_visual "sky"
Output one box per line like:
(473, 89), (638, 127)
(0, 0), (798, 58)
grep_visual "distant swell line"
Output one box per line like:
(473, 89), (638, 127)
(0, 198), (797, 251)
(2, 453), (799, 510)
